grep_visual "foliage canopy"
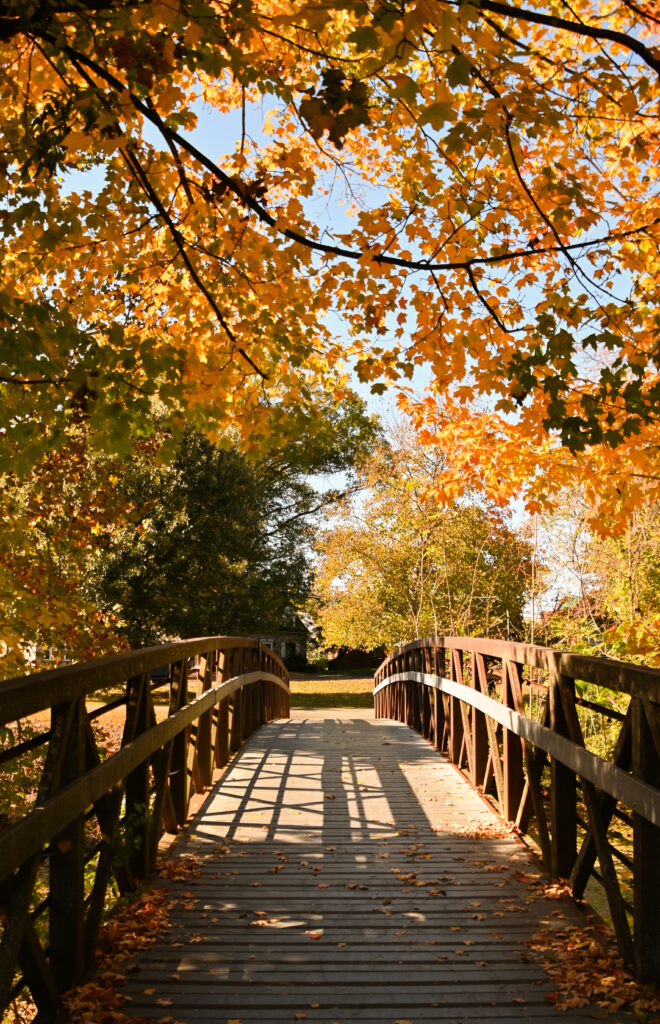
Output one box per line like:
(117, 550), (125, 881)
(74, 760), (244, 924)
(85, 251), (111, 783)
(1, 0), (659, 515)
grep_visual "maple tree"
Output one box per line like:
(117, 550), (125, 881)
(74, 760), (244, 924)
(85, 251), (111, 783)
(1, 0), (659, 521)
(0, 430), (132, 679)
(315, 427), (530, 650)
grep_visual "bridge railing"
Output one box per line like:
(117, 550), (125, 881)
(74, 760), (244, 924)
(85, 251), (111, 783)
(374, 636), (660, 983)
(0, 636), (289, 1019)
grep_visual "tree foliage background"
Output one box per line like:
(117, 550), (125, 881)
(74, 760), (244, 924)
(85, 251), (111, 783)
(315, 427), (531, 651)
(0, 399), (378, 676)
(1, 0), (660, 663)
(531, 494), (660, 666)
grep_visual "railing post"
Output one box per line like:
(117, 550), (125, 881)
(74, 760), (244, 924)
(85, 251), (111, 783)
(49, 697), (86, 992)
(124, 671), (154, 880)
(215, 699), (230, 767)
(195, 651), (214, 790)
(230, 661), (243, 753)
(169, 659), (191, 827)
(502, 660), (525, 823)
(549, 670), (577, 878)
(471, 653), (489, 789)
(449, 650), (464, 765)
(632, 695), (660, 983)
(48, 696), (86, 991)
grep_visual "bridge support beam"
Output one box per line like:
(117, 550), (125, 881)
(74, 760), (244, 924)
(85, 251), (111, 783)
(633, 696), (660, 983)
(549, 673), (577, 879)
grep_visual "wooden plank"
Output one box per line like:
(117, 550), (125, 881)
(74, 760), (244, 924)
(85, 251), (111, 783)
(118, 709), (626, 1024)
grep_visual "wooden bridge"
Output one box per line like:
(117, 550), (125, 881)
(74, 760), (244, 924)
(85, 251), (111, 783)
(0, 636), (659, 1022)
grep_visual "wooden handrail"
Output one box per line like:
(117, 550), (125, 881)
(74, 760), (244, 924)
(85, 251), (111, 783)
(0, 635), (275, 723)
(376, 635), (660, 700)
(0, 636), (290, 1021)
(374, 636), (660, 984)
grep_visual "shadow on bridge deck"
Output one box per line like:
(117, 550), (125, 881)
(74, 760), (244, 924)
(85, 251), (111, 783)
(119, 709), (631, 1023)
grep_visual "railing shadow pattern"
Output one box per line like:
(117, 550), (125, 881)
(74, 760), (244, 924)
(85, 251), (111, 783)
(0, 636), (289, 1019)
(374, 636), (660, 983)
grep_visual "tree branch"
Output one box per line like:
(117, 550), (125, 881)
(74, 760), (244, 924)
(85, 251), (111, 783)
(453, 0), (660, 79)
(122, 148), (268, 380)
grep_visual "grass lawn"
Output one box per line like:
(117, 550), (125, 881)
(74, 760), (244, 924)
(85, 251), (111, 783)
(289, 675), (375, 709)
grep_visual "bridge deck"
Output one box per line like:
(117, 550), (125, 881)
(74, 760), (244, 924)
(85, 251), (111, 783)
(119, 709), (628, 1023)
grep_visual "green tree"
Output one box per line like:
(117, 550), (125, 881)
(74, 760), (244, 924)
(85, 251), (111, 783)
(315, 431), (530, 652)
(93, 431), (313, 645)
(0, 396), (379, 671)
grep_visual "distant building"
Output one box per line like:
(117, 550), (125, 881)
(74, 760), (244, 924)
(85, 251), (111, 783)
(250, 611), (314, 667)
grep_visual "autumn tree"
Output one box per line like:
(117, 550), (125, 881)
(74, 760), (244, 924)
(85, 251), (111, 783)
(0, 432), (132, 679)
(2, 0), (660, 658)
(0, 0), (659, 508)
(532, 491), (660, 666)
(315, 429), (530, 651)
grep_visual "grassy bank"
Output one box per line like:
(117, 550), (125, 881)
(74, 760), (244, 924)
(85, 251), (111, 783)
(288, 675), (375, 709)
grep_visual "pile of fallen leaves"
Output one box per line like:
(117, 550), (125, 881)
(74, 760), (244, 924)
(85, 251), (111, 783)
(529, 917), (660, 1019)
(449, 820), (520, 840)
(157, 854), (202, 881)
(63, 887), (172, 1023)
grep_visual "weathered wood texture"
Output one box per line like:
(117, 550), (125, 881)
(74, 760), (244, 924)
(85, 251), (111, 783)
(0, 637), (289, 1020)
(374, 637), (660, 982)
(119, 710), (630, 1023)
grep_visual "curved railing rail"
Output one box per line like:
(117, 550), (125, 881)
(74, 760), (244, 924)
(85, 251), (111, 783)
(374, 637), (660, 983)
(0, 636), (289, 1019)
